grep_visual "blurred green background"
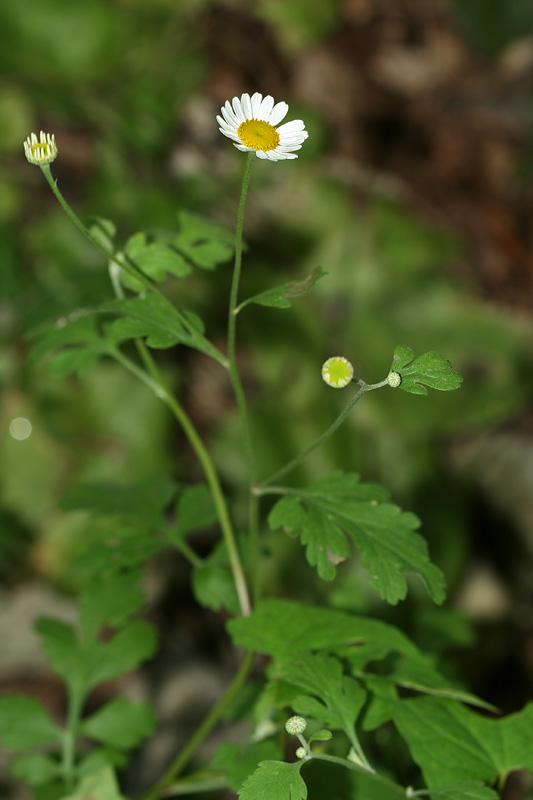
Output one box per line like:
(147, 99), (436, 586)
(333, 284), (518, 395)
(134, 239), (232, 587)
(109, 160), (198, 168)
(1, 0), (533, 765)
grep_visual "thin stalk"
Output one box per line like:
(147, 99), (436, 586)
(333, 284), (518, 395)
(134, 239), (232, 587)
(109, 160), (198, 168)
(139, 650), (255, 800)
(226, 152), (260, 597)
(256, 378), (389, 488)
(61, 689), (83, 791)
(111, 348), (251, 617)
(39, 165), (228, 369)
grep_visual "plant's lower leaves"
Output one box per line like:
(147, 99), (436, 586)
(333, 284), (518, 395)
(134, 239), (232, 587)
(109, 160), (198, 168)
(268, 472), (445, 605)
(59, 767), (128, 800)
(170, 484), (217, 543)
(393, 697), (533, 788)
(229, 600), (491, 712)
(279, 653), (367, 755)
(74, 523), (165, 577)
(10, 754), (59, 787)
(28, 314), (113, 377)
(61, 473), (177, 528)
(0, 696), (61, 751)
(79, 571), (145, 644)
(238, 760), (307, 800)
(80, 699), (156, 750)
(212, 740), (283, 793)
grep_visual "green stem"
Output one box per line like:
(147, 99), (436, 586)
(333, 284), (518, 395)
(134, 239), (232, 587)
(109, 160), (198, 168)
(39, 165), (228, 369)
(227, 152), (260, 598)
(61, 688), (83, 791)
(256, 378), (390, 488)
(139, 650), (255, 800)
(111, 348), (251, 617)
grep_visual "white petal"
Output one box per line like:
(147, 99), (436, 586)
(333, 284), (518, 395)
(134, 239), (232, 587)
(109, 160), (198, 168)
(223, 101), (239, 126)
(268, 101), (289, 126)
(232, 96), (245, 122)
(258, 95), (274, 121)
(251, 92), (263, 117)
(234, 143), (252, 152)
(240, 93), (253, 119)
(256, 150), (268, 159)
(276, 120), (306, 134)
(219, 128), (241, 142)
(277, 144), (302, 152)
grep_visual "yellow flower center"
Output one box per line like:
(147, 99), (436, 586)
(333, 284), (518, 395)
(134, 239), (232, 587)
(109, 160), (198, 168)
(322, 357), (354, 388)
(237, 119), (280, 151)
(31, 144), (50, 156)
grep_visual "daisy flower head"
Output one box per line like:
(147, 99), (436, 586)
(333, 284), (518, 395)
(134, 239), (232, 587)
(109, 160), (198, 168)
(322, 357), (354, 389)
(23, 131), (57, 166)
(217, 92), (308, 161)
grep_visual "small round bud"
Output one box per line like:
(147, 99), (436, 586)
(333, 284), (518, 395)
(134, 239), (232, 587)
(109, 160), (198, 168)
(23, 131), (58, 166)
(321, 356), (354, 388)
(285, 716), (307, 735)
(387, 371), (402, 388)
(295, 747), (307, 759)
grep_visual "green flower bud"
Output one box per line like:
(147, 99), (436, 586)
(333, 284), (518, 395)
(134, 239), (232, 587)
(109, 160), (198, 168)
(387, 371), (402, 388)
(285, 716), (307, 735)
(295, 747), (307, 759)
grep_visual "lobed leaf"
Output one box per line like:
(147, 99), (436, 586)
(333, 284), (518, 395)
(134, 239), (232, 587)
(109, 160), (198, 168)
(240, 267), (327, 312)
(268, 472), (445, 605)
(170, 484), (217, 542)
(74, 523), (165, 578)
(0, 696), (61, 751)
(389, 345), (463, 395)
(125, 231), (191, 283)
(61, 472), (177, 528)
(174, 211), (234, 270)
(28, 314), (113, 377)
(10, 754), (59, 786)
(60, 766), (128, 800)
(212, 740), (283, 793)
(104, 294), (226, 364)
(280, 653), (366, 748)
(79, 571), (146, 644)
(238, 760), (307, 800)
(393, 697), (533, 788)
(80, 699), (156, 750)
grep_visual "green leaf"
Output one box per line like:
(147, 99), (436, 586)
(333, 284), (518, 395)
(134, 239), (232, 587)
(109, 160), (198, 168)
(169, 484), (217, 543)
(104, 294), (226, 364)
(268, 473), (446, 605)
(279, 653), (366, 749)
(0, 696), (61, 750)
(77, 748), (128, 775)
(393, 698), (533, 787)
(74, 523), (165, 578)
(389, 345), (463, 395)
(80, 699), (156, 750)
(61, 473), (177, 528)
(35, 618), (84, 693)
(173, 211), (234, 270)
(240, 267), (327, 312)
(308, 729), (333, 743)
(29, 314), (113, 377)
(60, 767), (128, 800)
(238, 761), (307, 800)
(79, 571), (146, 643)
(82, 620), (158, 690)
(212, 740), (283, 792)
(89, 217), (116, 252)
(192, 559), (240, 614)
(228, 600), (491, 712)
(36, 617), (157, 696)
(125, 231), (192, 282)
(10, 754), (59, 786)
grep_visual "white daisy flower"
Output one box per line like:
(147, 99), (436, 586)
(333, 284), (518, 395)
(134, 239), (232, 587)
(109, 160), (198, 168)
(217, 92), (308, 161)
(23, 131), (58, 166)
